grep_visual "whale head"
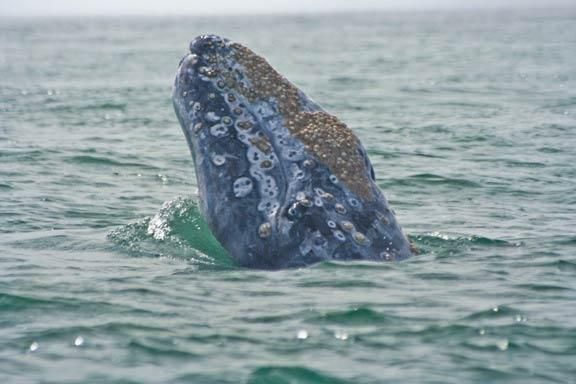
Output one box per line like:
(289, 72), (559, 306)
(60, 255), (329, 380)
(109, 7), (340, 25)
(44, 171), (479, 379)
(172, 34), (412, 269)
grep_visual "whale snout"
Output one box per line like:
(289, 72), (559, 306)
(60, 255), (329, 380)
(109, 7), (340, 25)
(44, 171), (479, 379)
(174, 35), (228, 91)
(174, 34), (232, 111)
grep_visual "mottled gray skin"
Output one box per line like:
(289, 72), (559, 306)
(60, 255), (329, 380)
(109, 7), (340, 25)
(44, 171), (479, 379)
(172, 35), (412, 269)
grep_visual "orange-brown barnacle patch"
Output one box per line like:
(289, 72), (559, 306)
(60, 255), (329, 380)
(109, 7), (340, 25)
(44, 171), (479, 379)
(230, 42), (374, 199)
(292, 112), (374, 199)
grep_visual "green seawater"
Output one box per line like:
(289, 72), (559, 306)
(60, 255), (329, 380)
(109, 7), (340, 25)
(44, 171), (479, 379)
(1, 10), (576, 383)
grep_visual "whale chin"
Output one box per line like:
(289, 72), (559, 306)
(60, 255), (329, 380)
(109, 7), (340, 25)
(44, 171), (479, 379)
(172, 34), (412, 269)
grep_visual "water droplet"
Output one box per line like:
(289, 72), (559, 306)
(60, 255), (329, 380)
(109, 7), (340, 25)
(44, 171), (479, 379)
(296, 330), (308, 340)
(334, 330), (348, 340)
(497, 339), (509, 351)
(29, 342), (39, 352)
(74, 336), (84, 347)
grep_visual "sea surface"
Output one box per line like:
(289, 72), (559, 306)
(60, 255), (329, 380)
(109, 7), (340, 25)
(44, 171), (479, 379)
(1, 9), (576, 383)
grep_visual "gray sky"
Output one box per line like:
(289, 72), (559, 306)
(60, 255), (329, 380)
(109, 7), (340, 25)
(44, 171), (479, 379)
(1, 0), (574, 17)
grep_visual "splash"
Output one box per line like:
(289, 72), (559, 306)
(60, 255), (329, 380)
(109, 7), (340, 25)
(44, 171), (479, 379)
(107, 197), (233, 268)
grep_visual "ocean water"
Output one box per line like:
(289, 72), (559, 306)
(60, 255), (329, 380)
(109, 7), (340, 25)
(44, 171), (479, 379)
(1, 9), (576, 383)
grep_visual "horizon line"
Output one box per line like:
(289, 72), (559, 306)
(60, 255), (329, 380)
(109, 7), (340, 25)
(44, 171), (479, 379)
(2, 5), (575, 19)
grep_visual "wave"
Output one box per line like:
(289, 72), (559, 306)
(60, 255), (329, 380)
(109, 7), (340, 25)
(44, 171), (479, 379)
(107, 197), (233, 268)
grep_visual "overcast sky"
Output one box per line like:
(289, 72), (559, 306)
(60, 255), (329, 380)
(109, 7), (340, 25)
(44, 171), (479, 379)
(1, 0), (575, 17)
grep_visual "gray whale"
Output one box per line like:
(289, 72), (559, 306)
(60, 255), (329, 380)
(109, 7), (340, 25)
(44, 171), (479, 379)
(172, 35), (412, 269)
